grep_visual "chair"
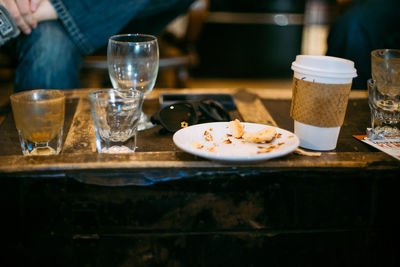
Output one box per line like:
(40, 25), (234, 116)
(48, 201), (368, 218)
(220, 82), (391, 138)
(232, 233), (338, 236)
(0, 0), (208, 90)
(81, 0), (209, 88)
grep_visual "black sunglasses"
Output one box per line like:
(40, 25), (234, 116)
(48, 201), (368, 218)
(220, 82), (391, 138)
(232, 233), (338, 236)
(151, 99), (231, 132)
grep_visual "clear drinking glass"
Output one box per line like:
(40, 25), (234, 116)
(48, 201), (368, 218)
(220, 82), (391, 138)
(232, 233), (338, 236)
(89, 89), (144, 153)
(107, 34), (159, 131)
(368, 49), (400, 140)
(10, 89), (65, 155)
(371, 49), (400, 95)
(367, 79), (400, 140)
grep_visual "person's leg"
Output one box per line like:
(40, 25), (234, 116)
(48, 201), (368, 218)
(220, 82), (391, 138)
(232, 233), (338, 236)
(119, 0), (195, 35)
(49, 0), (195, 55)
(326, 5), (372, 89)
(13, 0), (194, 92)
(326, 0), (400, 89)
(14, 20), (83, 92)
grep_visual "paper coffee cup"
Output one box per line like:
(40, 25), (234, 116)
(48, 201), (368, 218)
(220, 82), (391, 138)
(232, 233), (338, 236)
(290, 55), (357, 150)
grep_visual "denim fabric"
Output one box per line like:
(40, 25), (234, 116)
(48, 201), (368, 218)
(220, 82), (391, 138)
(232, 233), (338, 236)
(49, 0), (194, 54)
(14, 0), (194, 91)
(326, 0), (400, 89)
(15, 21), (83, 92)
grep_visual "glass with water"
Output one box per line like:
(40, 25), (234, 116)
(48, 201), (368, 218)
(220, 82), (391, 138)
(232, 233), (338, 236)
(368, 49), (400, 140)
(89, 89), (144, 153)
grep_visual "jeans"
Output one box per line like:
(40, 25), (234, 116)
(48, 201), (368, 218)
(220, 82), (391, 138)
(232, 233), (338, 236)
(326, 0), (400, 89)
(14, 0), (194, 92)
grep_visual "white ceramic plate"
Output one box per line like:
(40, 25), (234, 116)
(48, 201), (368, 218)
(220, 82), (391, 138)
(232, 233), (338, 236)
(173, 122), (299, 163)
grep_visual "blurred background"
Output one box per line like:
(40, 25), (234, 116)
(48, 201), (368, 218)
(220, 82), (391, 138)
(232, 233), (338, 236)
(0, 0), (353, 99)
(157, 0), (346, 89)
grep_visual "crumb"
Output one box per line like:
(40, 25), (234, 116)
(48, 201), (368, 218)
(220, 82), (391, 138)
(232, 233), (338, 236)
(288, 135), (294, 139)
(257, 146), (275, 153)
(205, 135), (213, 141)
(294, 148), (321, 157)
(243, 127), (277, 143)
(192, 142), (204, 149)
(181, 121), (188, 128)
(226, 134), (232, 137)
(213, 142), (219, 147)
(204, 130), (213, 141)
(228, 119), (245, 138)
(208, 147), (215, 152)
(277, 133), (282, 138)
(209, 128), (213, 131)
(224, 139), (232, 144)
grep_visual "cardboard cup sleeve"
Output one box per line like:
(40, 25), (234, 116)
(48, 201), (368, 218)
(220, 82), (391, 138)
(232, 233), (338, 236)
(290, 78), (352, 127)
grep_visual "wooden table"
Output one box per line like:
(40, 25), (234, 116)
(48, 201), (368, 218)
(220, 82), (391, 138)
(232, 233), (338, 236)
(0, 88), (399, 266)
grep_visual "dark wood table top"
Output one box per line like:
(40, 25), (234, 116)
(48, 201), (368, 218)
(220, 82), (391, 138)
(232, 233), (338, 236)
(0, 88), (398, 184)
(1, 88), (399, 267)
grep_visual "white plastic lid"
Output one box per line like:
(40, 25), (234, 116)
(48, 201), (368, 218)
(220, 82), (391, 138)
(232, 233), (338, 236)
(291, 55), (357, 79)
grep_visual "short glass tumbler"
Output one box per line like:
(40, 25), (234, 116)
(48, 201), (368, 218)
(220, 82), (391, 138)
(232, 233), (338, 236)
(89, 89), (144, 153)
(371, 49), (400, 95)
(10, 89), (65, 155)
(368, 79), (400, 140)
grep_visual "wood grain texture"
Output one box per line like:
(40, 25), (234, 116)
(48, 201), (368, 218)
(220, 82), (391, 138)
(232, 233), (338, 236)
(0, 88), (398, 176)
(63, 97), (96, 153)
(1, 91), (399, 267)
(234, 89), (278, 126)
(0, 151), (397, 174)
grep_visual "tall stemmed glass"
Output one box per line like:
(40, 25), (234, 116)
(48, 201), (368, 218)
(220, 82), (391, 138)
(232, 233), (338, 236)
(107, 34), (159, 130)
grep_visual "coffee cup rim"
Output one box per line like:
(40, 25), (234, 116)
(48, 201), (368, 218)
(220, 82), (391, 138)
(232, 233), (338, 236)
(291, 55), (357, 78)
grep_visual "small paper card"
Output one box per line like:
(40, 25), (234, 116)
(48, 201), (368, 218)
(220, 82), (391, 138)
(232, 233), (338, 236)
(353, 135), (400, 161)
